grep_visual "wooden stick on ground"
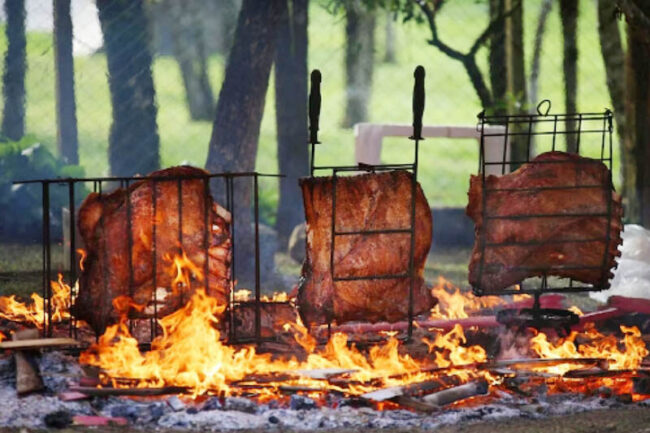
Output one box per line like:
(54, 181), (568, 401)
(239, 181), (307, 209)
(69, 386), (188, 397)
(12, 329), (44, 395)
(0, 337), (80, 351)
(422, 379), (489, 406)
(362, 376), (463, 402)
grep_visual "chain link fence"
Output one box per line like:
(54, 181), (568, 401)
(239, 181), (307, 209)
(0, 0), (616, 206)
(0, 0), (619, 294)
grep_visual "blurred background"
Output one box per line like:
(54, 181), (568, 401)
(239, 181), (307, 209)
(0, 0), (639, 299)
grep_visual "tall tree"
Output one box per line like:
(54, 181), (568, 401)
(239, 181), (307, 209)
(618, 0), (650, 226)
(342, 0), (376, 128)
(560, 0), (579, 153)
(1, 0), (26, 141)
(415, 0), (521, 112)
(528, 0), (553, 111)
(488, 0), (506, 115)
(275, 0), (309, 244)
(598, 0), (628, 199)
(54, 0), (79, 164)
(505, 0), (526, 166)
(166, 0), (215, 121)
(206, 0), (285, 283)
(384, 11), (396, 63)
(97, 0), (160, 177)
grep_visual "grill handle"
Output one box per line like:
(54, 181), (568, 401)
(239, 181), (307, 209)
(410, 65), (425, 141)
(309, 69), (322, 145)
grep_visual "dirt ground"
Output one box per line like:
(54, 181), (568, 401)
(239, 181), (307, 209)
(1, 405), (649, 433)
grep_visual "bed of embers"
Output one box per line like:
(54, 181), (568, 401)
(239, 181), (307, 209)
(1, 261), (650, 430)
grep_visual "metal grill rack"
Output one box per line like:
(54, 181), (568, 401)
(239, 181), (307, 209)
(13, 171), (285, 345)
(308, 67), (426, 340)
(473, 100), (616, 330)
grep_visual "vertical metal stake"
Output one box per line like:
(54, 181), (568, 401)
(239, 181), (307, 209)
(42, 182), (51, 337)
(68, 181), (76, 338)
(254, 174), (261, 343)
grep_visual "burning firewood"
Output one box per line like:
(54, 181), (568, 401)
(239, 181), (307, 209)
(298, 170), (435, 327)
(72, 166), (232, 335)
(0, 337), (79, 351)
(421, 379), (489, 406)
(12, 329), (44, 395)
(69, 385), (188, 397)
(467, 151), (623, 293)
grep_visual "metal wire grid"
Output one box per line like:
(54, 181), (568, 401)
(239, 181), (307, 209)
(307, 67), (425, 340)
(13, 171), (285, 345)
(473, 100), (616, 297)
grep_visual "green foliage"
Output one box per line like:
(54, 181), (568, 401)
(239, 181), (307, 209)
(0, 2), (620, 219)
(323, 0), (422, 22)
(0, 136), (86, 243)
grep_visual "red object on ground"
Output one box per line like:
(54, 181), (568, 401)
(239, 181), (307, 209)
(72, 415), (128, 426)
(607, 296), (650, 315)
(57, 391), (90, 402)
(575, 307), (625, 330)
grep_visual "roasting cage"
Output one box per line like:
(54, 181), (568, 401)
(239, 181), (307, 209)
(12, 171), (286, 345)
(474, 100), (617, 329)
(307, 67), (426, 340)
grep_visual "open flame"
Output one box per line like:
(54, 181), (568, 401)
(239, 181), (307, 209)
(0, 272), (73, 328)
(234, 289), (290, 303)
(79, 253), (490, 398)
(430, 276), (529, 319)
(1, 249), (648, 405)
(530, 323), (649, 373)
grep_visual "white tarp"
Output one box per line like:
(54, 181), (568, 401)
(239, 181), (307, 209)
(590, 224), (650, 303)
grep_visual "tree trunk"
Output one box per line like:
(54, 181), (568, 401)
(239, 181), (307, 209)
(384, 11), (396, 63)
(505, 0), (527, 168)
(275, 0), (309, 245)
(97, 0), (160, 177)
(528, 0), (553, 111)
(598, 0), (628, 199)
(205, 0), (285, 286)
(623, 1), (650, 226)
(201, 0), (241, 56)
(167, 0), (214, 121)
(342, 0), (375, 128)
(1, 0), (26, 141)
(560, 0), (579, 153)
(54, 0), (79, 164)
(488, 0), (506, 115)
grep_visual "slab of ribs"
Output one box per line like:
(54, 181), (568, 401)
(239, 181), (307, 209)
(467, 151), (623, 294)
(72, 166), (231, 335)
(298, 170), (435, 327)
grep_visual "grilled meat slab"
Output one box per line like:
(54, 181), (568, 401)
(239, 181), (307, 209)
(467, 151), (623, 293)
(298, 170), (435, 326)
(73, 166), (231, 335)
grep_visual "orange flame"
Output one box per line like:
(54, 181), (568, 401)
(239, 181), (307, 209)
(430, 277), (527, 319)
(235, 289), (290, 303)
(167, 251), (204, 295)
(0, 273), (73, 328)
(530, 323), (649, 374)
(77, 248), (87, 271)
(79, 253), (491, 397)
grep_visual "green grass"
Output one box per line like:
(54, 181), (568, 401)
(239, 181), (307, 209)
(0, 1), (620, 215)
